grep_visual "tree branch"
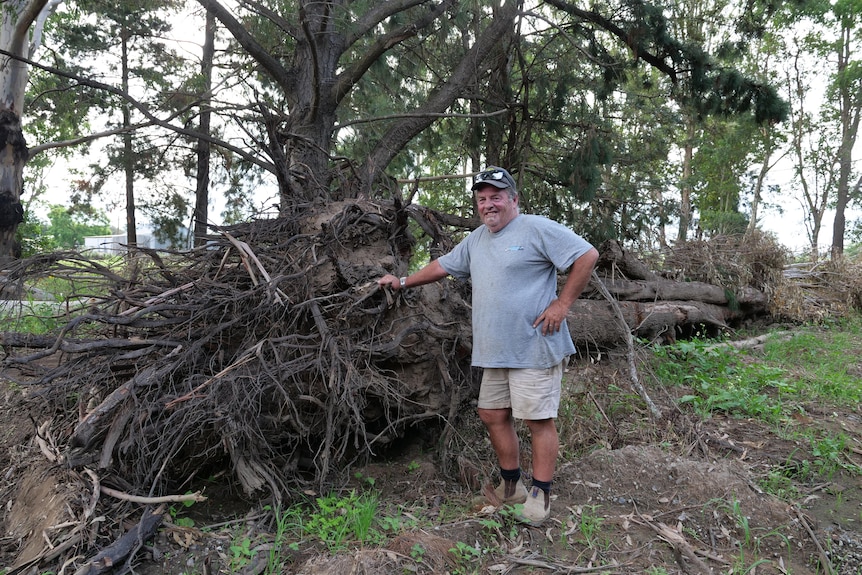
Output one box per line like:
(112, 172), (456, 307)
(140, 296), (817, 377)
(195, 0), (294, 94)
(542, 0), (678, 81)
(0, 49), (276, 173)
(334, 0), (453, 103)
(359, 0), (520, 193)
(345, 0), (431, 47)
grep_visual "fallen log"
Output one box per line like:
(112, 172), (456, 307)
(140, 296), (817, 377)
(568, 298), (751, 348)
(591, 278), (768, 310)
(72, 507), (163, 575)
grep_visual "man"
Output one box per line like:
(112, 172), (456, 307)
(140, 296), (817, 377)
(378, 166), (598, 525)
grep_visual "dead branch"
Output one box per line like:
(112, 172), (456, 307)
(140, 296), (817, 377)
(72, 507), (163, 575)
(99, 486), (206, 505)
(587, 271), (661, 419)
(793, 507), (835, 575)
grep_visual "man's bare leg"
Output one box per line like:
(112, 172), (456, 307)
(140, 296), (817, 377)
(525, 418), (559, 482)
(478, 407), (520, 469)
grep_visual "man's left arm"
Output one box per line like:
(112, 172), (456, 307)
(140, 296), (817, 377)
(533, 247), (599, 335)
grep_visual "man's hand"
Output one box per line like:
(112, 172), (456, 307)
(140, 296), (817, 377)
(377, 274), (402, 290)
(533, 299), (570, 335)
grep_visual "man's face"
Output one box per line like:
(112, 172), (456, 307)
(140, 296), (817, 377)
(475, 185), (518, 232)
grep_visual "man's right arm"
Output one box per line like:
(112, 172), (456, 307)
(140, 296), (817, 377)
(378, 259), (449, 290)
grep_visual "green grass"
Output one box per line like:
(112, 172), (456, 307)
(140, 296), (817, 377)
(760, 320), (862, 402)
(0, 259), (127, 336)
(650, 340), (788, 423)
(651, 317), (862, 418)
(648, 315), (862, 485)
(0, 300), (65, 334)
(302, 489), (382, 551)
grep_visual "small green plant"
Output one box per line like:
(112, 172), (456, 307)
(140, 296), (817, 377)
(407, 459), (421, 473)
(353, 471), (376, 487)
(724, 497), (752, 547)
(168, 496), (197, 528)
(478, 517), (502, 535)
(229, 536), (255, 571)
(569, 505), (605, 548)
(496, 505), (522, 539)
(449, 541), (482, 574)
(729, 550), (770, 575)
(409, 542), (426, 562)
(304, 489), (382, 550)
(810, 432), (859, 478)
(264, 504), (305, 575)
(758, 467), (800, 500)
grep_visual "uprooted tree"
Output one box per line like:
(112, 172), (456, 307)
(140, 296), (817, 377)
(0, 199), (788, 503)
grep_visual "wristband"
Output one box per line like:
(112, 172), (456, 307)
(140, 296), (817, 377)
(399, 276), (407, 288)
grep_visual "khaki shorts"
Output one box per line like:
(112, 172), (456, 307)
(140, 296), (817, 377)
(477, 359), (567, 420)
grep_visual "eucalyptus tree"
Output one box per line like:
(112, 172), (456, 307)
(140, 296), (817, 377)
(467, 0), (788, 245)
(0, 0), (62, 265)
(825, 0), (862, 259)
(193, 9), (215, 246)
(777, 0), (861, 258)
(784, 39), (831, 257)
(5, 0), (792, 264)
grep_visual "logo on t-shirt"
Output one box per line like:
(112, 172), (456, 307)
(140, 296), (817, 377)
(506, 246), (524, 251)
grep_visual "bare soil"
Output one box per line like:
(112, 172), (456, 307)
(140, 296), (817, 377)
(3, 348), (862, 575)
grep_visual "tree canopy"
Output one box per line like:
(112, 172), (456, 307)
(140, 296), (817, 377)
(3, 0), (857, 263)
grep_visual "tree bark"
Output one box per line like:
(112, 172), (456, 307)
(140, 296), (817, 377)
(0, 0), (52, 265)
(194, 10), (215, 246)
(568, 298), (750, 348)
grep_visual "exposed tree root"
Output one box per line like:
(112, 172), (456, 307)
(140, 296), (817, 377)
(2, 202), (474, 503)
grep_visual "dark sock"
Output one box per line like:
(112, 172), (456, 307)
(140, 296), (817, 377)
(500, 467), (521, 482)
(532, 478), (552, 494)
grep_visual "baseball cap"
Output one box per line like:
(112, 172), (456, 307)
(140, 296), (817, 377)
(471, 166), (517, 194)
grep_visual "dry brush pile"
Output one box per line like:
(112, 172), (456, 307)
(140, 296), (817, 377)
(2, 200), (473, 504)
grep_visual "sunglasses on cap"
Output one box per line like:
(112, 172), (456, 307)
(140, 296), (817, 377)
(474, 169), (507, 184)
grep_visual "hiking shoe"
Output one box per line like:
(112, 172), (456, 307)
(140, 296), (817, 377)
(518, 486), (551, 525)
(492, 478), (528, 506)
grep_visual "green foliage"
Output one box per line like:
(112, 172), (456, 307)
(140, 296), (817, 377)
(448, 541), (482, 574)
(264, 504), (305, 574)
(0, 301), (64, 335)
(167, 496), (197, 529)
(758, 460), (803, 500)
(45, 204), (112, 249)
(303, 489), (383, 551)
(23, 0), (800, 258)
(651, 317), (862, 486)
(228, 536), (255, 571)
(760, 325), (862, 402)
(569, 505), (606, 549)
(16, 209), (57, 258)
(651, 340), (786, 422)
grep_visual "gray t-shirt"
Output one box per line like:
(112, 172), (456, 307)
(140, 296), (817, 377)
(437, 214), (594, 369)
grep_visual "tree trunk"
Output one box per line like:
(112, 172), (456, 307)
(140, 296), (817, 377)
(677, 118), (695, 242)
(0, 0), (51, 266)
(193, 10), (215, 247)
(358, 1), (519, 196)
(0, 110), (26, 265)
(830, 23), (861, 260)
(747, 124), (774, 234)
(121, 27), (136, 248)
